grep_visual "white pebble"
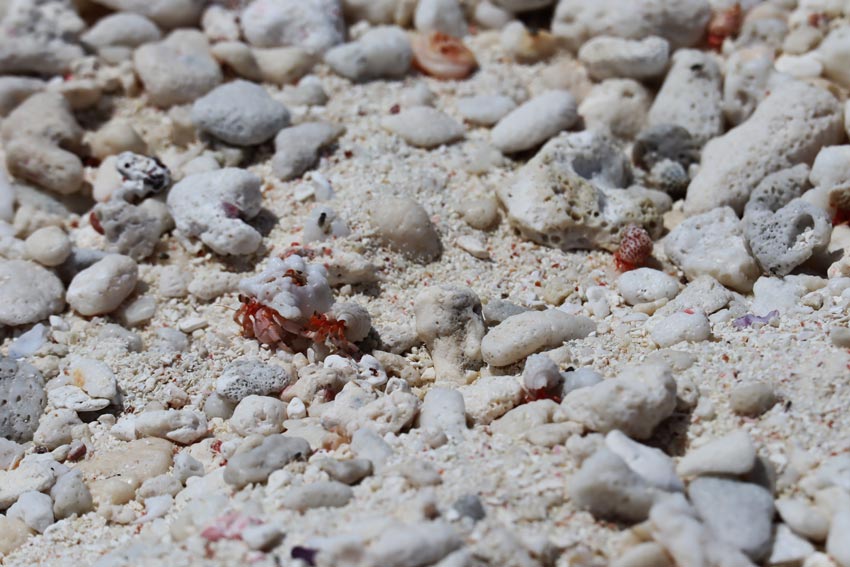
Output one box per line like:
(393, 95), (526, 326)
(618, 268), (680, 305)
(491, 90), (578, 154)
(24, 226), (70, 267)
(381, 106), (464, 149)
(230, 395), (287, 436)
(456, 94), (516, 127)
(66, 254), (138, 316)
(650, 310), (711, 347)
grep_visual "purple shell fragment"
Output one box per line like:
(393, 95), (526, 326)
(732, 310), (779, 329)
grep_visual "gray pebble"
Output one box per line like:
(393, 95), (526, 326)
(350, 428), (393, 471)
(744, 164), (810, 215)
(317, 457), (373, 485)
(688, 477), (774, 561)
(281, 480), (353, 511)
(92, 200), (163, 261)
(632, 124), (699, 171)
(452, 494), (485, 521)
(191, 80), (290, 146)
(151, 327), (189, 353)
(482, 299), (527, 325)
(744, 199), (831, 277)
(272, 121), (345, 180)
(0, 260), (65, 326)
(730, 382), (777, 417)
(367, 521), (463, 567)
(216, 359), (291, 403)
(0, 357), (46, 443)
(97, 323), (143, 352)
(223, 435), (311, 488)
(646, 159), (690, 198)
(830, 327), (850, 348)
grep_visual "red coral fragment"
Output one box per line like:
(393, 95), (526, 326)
(614, 225), (654, 272)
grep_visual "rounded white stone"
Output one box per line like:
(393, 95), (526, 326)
(24, 226), (71, 267)
(618, 268), (680, 305)
(66, 254), (138, 316)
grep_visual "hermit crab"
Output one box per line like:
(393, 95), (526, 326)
(235, 254), (369, 356)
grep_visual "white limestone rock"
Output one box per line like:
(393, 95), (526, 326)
(552, 0), (711, 51)
(167, 168), (263, 256)
(664, 207), (760, 293)
(381, 106), (464, 149)
(677, 430), (757, 477)
(66, 255), (138, 316)
(0, 260), (65, 326)
(325, 26), (412, 81)
(497, 131), (665, 252)
(648, 49), (723, 145)
(685, 81), (843, 215)
(369, 196), (442, 261)
(415, 286), (485, 383)
(458, 375), (523, 424)
(578, 78), (650, 140)
(491, 90), (578, 154)
(456, 94), (516, 127)
(561, 363), (677, 440)
(241, 0), (344, 53)
(688, 477), (775, 561)
(481, 309), (595, 367)
(578, 36), (669, 81)
(133, 30), (222, 107)
(570, 447), (664, 522)
(650, 310), (711, 347)
(605, 430), (683, 492)
(617, 268), (680, 305)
